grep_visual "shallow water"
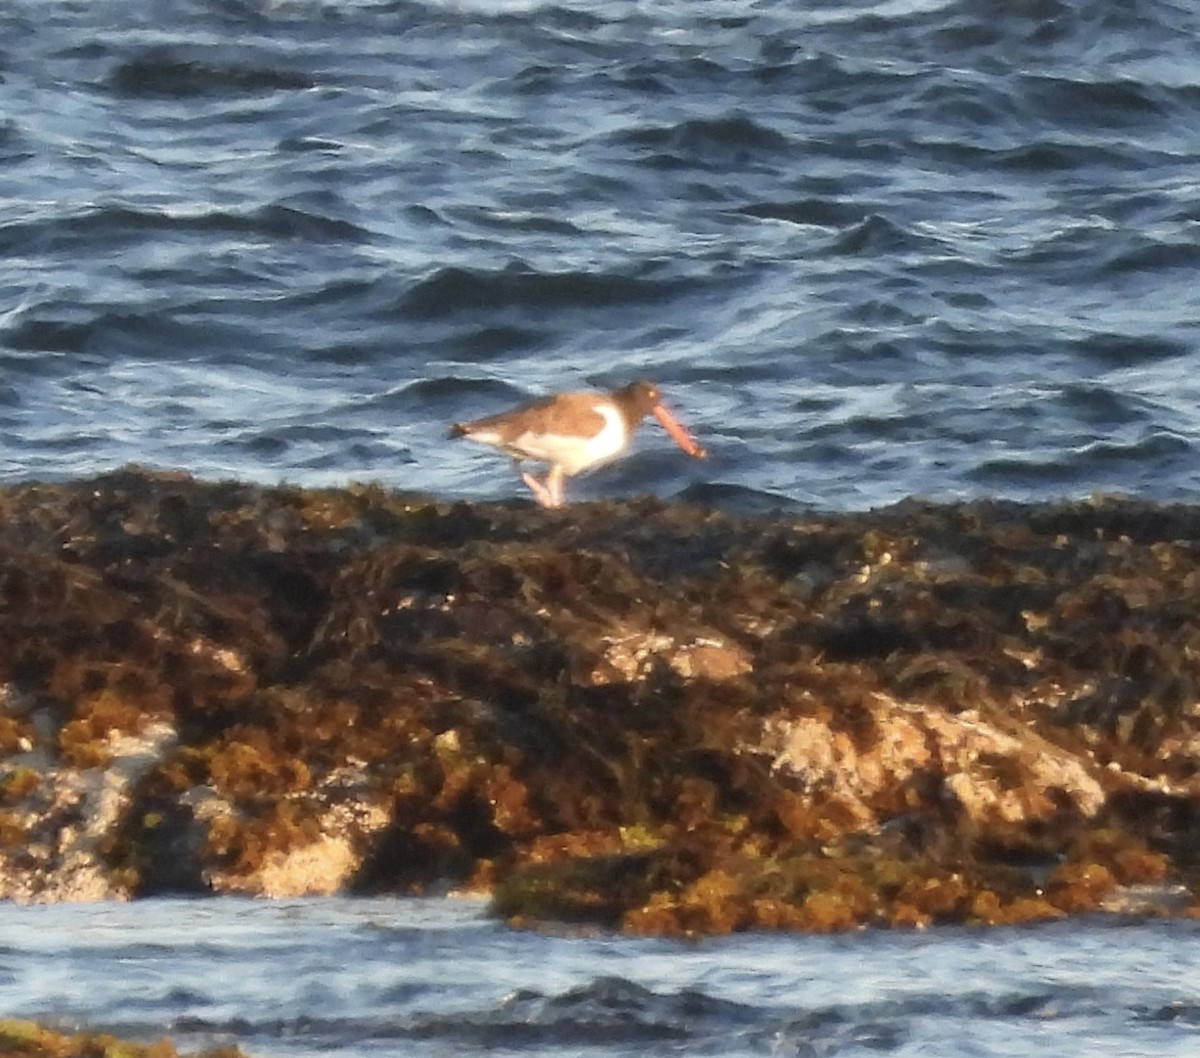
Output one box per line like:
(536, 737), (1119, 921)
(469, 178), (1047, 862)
(2, 898), (1199, 1057)
(2, 0), (1199, 509)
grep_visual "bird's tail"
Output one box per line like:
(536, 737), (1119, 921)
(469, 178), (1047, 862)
(448, 422), (469, 439)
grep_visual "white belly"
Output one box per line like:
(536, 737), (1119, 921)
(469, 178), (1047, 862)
(506, 405), (628, 475)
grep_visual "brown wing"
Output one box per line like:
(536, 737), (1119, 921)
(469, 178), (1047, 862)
(458, 392), (608, 443)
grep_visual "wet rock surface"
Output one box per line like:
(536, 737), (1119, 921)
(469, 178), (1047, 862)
(2, 467), (1200, 933)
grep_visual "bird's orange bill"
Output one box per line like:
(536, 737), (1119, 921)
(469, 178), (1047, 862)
(653, 403), (707, 459)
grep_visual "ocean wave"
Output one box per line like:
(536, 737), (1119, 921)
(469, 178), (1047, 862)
(1, 0), (1197, 505)
(826, 214), (948, 257)
(2, 305), (209, 360)
(109, 49), (315, 97)
(399, 264), (705, 320)
(0, 203), (368, 258)
(617, 113), (793, 155)
(972, 430), (1195, 490)
(737, 198), (876, 228)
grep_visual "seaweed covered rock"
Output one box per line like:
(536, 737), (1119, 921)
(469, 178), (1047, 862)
(0, 468), (1199, 931)
(0, 1018), (247, 1058)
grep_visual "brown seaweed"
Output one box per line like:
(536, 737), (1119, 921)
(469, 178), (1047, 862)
(0, 468), (1198, 930)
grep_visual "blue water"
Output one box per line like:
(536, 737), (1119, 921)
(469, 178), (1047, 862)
(2, 898), (1199, 1057)
(4, 2), (1200, 1053)
(2, 0), (1199, 509)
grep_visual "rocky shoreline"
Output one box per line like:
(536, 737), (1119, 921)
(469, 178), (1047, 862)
(0, 1018), (246, 1058)
(1, 467), (1199, 933)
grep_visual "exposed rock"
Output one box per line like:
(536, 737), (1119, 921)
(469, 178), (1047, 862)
(760, 695), (1104, 827)
(1, 468), (1200, 932)
(0, 716), (175, 902)
(591, 629), (752, 684)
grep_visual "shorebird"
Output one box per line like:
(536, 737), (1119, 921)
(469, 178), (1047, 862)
(450, 380), (706, 507)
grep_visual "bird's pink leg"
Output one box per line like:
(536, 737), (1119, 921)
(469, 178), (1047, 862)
(520, 470), (556, 508)
(546, 465), (565, 508)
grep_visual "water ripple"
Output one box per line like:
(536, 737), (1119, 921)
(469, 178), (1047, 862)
(0, 0), (1196, 509)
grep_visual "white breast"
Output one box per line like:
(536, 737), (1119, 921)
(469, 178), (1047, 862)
(511, 404), (628, 475)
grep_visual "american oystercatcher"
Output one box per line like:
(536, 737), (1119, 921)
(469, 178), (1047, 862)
(450, 380), (706, 507)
